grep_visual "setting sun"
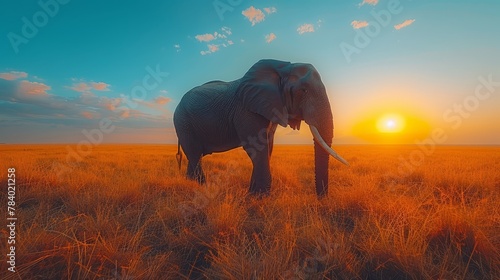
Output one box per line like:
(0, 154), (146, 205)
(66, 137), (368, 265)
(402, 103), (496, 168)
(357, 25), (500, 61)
(351, 109), (431, 144)
(376, 113), (406, 133)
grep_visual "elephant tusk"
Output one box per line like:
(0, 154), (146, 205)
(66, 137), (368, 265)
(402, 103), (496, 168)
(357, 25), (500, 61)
(309, 125), (349, 166)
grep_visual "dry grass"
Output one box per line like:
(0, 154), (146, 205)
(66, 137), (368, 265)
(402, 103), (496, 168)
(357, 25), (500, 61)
(0, 144), (499, 279)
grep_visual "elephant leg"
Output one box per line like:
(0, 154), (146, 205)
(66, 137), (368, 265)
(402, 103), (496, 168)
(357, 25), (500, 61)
(187, 155), (206, 184)
(235, 113), (274, 196)
(246, 145), (271, 195)
(243, 126), (273, 196)
(179, 134), (206, 184)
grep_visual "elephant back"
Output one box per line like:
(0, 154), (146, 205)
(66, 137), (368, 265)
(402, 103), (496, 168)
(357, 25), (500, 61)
(174, 79), (243, 153)
(177, 79), (241, 116)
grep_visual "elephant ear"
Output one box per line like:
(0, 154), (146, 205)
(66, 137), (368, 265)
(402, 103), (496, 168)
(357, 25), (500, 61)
(236, 59), (291, 127)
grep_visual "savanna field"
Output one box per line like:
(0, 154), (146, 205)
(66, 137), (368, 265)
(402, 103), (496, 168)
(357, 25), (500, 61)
(0, 145), (499, 279)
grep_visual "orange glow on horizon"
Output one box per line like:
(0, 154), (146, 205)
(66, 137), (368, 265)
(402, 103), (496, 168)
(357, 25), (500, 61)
(352, 109), (431, 144)
(376, 113), (406, 133)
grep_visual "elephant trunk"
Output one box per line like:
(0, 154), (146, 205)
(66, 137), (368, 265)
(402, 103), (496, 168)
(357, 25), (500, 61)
(314, 139), (330, 197)
(312, 115), (333, 197)
(306, 103), (348, 197)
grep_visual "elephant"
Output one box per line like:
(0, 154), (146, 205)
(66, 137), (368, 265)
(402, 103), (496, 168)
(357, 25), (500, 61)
(173, 59), (348, 197)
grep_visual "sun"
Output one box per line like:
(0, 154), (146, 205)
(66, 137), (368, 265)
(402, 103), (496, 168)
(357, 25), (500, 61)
(376, 113), (406, 133)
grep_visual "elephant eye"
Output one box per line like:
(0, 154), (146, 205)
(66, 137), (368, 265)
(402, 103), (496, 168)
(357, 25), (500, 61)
(302, 88), (308, 94)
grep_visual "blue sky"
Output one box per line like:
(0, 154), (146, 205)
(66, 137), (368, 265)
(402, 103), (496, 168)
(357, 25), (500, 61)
(1, 0), (499, 144)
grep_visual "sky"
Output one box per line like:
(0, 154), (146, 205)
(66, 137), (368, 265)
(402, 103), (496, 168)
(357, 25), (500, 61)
(1, 0), (499, 145)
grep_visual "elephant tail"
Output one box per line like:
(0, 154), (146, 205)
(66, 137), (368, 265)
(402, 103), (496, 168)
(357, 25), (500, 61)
(176, 142), (183, 171)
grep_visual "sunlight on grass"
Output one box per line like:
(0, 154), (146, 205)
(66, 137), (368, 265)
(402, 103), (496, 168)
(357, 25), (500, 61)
(0, 145), (498, 279)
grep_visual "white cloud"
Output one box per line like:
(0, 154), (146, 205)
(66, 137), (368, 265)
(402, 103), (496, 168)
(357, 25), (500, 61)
(0, 75), (169, 127)
(196, 27), (234, 56)
(208, 44), (219, 52)
(195, 33), (216, 42)
(0, 71), (28, 80)
(19, 80), (51, 95)
(351, 20), (369, 29)
(264, 7), (277, 14)
(70, 82), (92, 93)
(221, 26), (232, 35)
(242, 6), (266, 26)
(70, 81), (110, 93)
(91, 82), (110, 91)
(215, 32), (228, 39)
(360, 0), (378, 6)
(394, 19), (416, 30)
(101, 97), (122, 111)
(265, 33), (276, 43)
(155, 96), (171, 105)
(81, 111), (96, 119)
(174, 44), (181, 52)
(201, 44), (220, 55)
(297, 24), (315, 35)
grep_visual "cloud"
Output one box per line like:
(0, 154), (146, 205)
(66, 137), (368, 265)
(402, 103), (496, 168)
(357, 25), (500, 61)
(195, 33), (216, 42)
(360, 0), (378, 6)
(242, 6), (266, 26)
(264, 7), (277, 14)
(174, 44), (181, 52)
(131, 96), (171, 117)
(265, 33), (276, 43)
(297, 24), (315, 35)
(394, 19), (416, 30)
(78, 91), (122, 111)
(155, 96), (171, 105)
(19, 80), (51, 95)
(200, 43), (222, 55)
(208, 44), (219, 52)
(70, 82), (92, 93)
(70, 81), (111, 93)
(0, 71), (28, 80)
(91, 82), (110, 91)
(120, 110), (130, 119)
(0, 79), (61, 111)
(194, 29), (233, 43)
(0, 77), (172, 139)
(351, 20), (369, 29)
(196, 27), (234, 56)
(101, 98), (122, 111)
(81, 111), (95, 119)
(221, 26), (232, 35)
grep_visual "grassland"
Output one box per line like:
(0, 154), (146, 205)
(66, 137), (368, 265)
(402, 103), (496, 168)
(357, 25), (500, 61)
(0, 144), (499, 279)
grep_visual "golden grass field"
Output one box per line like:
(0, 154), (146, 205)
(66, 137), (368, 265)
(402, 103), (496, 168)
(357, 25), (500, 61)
(0, 144), (499, 279)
